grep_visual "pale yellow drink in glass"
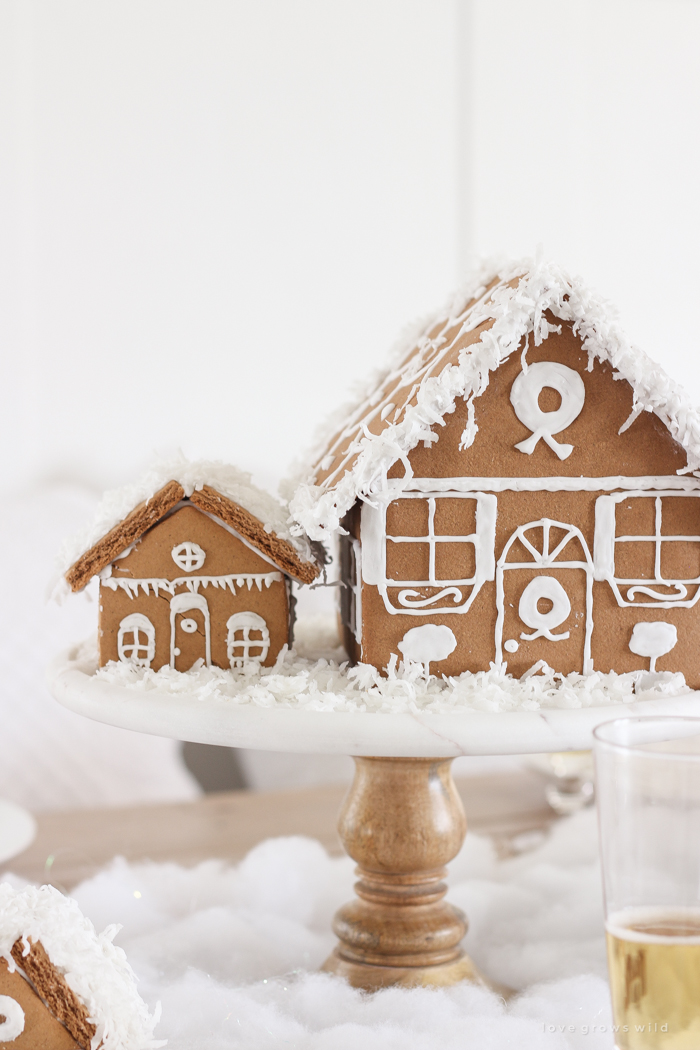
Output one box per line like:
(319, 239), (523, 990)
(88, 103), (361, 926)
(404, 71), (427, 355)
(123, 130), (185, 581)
(606, 907), (700, 1050)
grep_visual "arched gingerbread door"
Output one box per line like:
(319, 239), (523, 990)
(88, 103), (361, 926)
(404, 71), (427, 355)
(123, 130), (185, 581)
(495, 518), (594, 675)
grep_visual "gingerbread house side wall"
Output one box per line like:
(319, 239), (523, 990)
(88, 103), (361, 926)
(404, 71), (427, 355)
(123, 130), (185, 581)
(353, 327), (700, 686)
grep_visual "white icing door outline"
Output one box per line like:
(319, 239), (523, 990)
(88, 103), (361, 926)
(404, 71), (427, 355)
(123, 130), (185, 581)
(170, 592), (211, 668)
(495, 518), (594, 673)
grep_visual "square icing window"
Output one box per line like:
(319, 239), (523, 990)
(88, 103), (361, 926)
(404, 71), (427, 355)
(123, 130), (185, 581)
(434, 542), (476, 582)
(385, 499), (428, 538)
(385, 539), (430, 583)
(432, 498), (477, 537)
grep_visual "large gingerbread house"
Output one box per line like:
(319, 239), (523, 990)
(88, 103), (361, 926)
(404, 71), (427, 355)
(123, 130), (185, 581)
(290, 260), (700, 687)
(62, 461), (320, 672)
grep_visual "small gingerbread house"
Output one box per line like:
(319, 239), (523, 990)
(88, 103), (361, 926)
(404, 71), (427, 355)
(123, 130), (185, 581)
(290, 260), (700, 687)
(0, 882), (161, 1049)
(62, 460), (320, 672)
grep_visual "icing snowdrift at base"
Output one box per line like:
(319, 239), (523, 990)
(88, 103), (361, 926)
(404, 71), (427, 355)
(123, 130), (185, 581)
(84, 618), (688, 715)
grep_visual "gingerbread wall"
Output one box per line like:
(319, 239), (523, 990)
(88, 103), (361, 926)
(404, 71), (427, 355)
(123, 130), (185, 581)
(351, 325), (700, 686)
(0, 959), (80, 1049)
(99, 504), (290, 671)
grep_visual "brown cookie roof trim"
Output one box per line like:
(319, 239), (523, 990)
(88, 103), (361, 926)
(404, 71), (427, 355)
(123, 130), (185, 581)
(11, 938), (96, 1050)
(65, 481), (320, 593)
(189, 485), (319, 584)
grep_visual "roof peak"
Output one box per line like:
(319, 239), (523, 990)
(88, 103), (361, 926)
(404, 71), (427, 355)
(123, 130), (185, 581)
(288, 258), (700, 540)
(57, 455), (319, 597)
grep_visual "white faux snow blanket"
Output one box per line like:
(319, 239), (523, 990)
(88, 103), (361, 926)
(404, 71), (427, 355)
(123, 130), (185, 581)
(3, 808), (613, 1050)
(89, 616), (688, 714)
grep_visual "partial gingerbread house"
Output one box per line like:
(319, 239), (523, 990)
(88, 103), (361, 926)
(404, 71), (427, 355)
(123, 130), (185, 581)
(289, 259), (700, 687)
(0, 882), (161, 1049)
(61, 460), (320, 672)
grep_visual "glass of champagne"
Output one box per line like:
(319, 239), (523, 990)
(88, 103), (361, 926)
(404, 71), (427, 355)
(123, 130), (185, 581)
(594, 716), (700, 1050)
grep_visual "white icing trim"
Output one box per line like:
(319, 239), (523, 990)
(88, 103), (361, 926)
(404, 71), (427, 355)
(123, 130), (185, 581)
(361, 491), (497, 616)
(117, 612), (156, 669)
(377, 475), (700, 494)
(226, 612), (270, 668)
(170, 592), (211, 668)
(171, 540), (206, 572)
(495, 518), (594, 673)
(102, 571), (283, 599)
(351, 538), (363, 644)
(593, 491), (700, 608)
(0, 995), (25, 1041)
(510, 361), (585, 460)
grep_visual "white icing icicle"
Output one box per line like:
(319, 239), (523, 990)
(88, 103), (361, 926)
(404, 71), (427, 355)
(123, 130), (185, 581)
(102, 571), (282, 599)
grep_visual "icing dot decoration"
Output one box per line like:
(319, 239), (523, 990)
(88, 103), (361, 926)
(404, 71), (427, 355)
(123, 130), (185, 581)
(510, 361), (585, 461)
(179, 618), (199, 634)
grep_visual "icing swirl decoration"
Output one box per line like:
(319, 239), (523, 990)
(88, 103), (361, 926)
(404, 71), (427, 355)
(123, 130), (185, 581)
(518, 575), (571, 641)
(510, 361), (585, 461)
(0, 996), (25, 1041)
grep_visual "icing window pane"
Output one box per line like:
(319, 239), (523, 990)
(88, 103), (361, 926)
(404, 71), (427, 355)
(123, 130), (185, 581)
(433, 498), (477, 536)
(226, 612), (270, 668)
(385, 540), (430, 582)
(117, 613), (156, 669)
(435, 542), (476, 581)
(615, 541), (656, 580)
(661, 542), (700, 581)
(386, 498), (428, 537)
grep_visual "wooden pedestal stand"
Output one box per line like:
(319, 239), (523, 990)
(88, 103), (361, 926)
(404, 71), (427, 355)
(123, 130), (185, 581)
(322, 756), (484, 991)
(53, 648), (700, 991)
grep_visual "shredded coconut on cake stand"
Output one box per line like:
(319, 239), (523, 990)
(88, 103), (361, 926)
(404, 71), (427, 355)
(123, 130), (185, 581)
(86, 616), (687, 715)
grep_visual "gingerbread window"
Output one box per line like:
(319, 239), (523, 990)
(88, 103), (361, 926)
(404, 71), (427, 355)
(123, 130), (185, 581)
(117, 613), (156, 668)
(171, 541), (206, 572)
(594, 492), (700, 607)
(375, 491), (497, 615)
(226, 612), (270, 667)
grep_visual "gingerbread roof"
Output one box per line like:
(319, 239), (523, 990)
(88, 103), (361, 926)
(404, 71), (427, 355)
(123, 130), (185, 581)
(288, 257), (700, 541)
(61, 458), (320, 594)
(0, 882), (162, 1050)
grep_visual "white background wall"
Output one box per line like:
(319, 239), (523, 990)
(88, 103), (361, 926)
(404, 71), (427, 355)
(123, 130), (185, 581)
(467, 0), (700, 391)
(2, 0), (699, 496)
(0, 0), (460, 495)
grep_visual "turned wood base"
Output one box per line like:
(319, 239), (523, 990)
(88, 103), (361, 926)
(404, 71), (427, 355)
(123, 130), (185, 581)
(322, 756), (488, 992)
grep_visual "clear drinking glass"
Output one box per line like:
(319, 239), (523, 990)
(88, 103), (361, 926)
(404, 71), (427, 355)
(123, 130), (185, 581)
(594, 717), (700, 1050)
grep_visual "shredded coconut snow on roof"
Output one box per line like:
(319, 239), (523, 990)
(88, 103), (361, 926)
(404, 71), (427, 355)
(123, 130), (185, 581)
(0, 882), (163, 1050)
(59, 455), (314, 577)
(288, 257), (700, 541)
